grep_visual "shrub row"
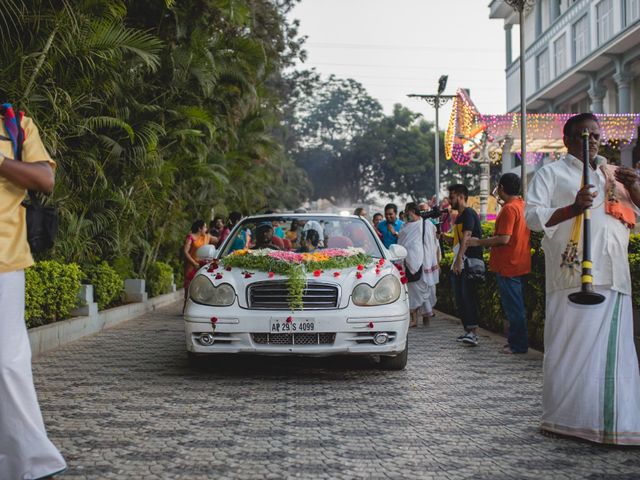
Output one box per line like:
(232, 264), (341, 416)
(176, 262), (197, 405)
(437, 228), (640, 351)
(25, 260), (176, 328)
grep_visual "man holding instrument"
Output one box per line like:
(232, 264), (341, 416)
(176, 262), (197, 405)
(525, 113), (640, 445)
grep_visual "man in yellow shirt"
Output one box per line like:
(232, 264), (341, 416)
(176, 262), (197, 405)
(0, 108), (67, 479)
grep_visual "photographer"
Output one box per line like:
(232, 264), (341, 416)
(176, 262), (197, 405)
(398, 202), (441, 327)
(0, 106), (66, 479)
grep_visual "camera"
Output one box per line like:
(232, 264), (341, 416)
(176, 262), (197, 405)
(419, 205), (441, 223)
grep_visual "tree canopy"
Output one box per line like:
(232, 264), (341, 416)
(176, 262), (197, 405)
(284, 75), (481, 204)
(0, 0), (309, 275)
(0, 1), (483, 277)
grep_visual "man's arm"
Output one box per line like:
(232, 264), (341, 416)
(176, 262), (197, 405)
(544, 184), (596, 228)
(0, 156), (54, 193)
(386, 221), (399, 238)
(452, 230), (472, 274)
(614, 167), (640, 208)
(467, 235), (510, 247)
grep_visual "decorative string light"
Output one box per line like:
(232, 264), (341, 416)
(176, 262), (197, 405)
(445, 89), (640, 166)
(514, 151), (546, 166)
(451, 143), (473, 166)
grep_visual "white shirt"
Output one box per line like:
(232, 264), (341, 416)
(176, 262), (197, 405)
(525, 154), (638, 295)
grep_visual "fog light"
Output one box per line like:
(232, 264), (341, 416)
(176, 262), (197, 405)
(373, 332), (389, 345)
(199, 333), (215, 346)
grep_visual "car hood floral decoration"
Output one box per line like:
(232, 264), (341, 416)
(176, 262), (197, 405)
(219, 247), (373, 310)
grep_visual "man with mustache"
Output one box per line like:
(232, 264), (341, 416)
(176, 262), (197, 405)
(525, 113), (640, 445)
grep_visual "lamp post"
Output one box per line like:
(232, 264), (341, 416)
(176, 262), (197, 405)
(456, 132), (491, 221)
(504, 0), (533, 198)
(408, 75), (456, 204)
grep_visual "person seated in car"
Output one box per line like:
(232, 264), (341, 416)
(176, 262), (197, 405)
(298, 229), (320, 253)
(302, 220), (325, 247)
(251, 222), (282, 250)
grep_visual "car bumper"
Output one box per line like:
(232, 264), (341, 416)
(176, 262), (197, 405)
(184, 302), (409, 356)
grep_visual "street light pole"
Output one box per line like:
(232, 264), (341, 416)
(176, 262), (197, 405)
(408, 75), (456, 204)
(505, 0), (532, 198)
(457, 132), (491, 221)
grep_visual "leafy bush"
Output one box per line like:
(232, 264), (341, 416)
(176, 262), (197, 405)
(629, 234), (640, 255)
(630, 253), (640, 309)
(147, 261), (174, 297)
(24, 268), (46, 328)
(84, 261), (124, 310)
(25, 261), (84, 328)
(112, 256), (136, 282)
(480, 220), (495, 238)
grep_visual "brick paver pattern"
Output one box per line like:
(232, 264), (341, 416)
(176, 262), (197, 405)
(33, 304), (640, 479)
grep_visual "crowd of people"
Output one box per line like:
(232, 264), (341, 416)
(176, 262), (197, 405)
(2, 111), (639, 480)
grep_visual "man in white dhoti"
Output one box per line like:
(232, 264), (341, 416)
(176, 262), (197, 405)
(0, 106), (67, 478)
(398, 202), (440, 327)
(525, 113), (640, 445)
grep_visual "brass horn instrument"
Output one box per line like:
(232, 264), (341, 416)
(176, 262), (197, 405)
(568, 128), (605, 306)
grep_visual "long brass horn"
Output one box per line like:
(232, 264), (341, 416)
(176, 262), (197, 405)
(568, 128), (605, 306)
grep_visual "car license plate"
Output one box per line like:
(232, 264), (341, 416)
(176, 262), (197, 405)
(270, 317), (315, 333)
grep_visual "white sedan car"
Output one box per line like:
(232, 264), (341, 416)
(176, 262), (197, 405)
(183, 214), (410, 369)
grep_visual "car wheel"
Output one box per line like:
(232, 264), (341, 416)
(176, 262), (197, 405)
(379, 343), (408, 370)
(187, 351), (205, 369)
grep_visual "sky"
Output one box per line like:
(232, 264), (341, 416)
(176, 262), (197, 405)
(288, 0), (511, 130)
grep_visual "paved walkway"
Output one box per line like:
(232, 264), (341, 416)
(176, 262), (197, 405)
(34, 303), (640, 479)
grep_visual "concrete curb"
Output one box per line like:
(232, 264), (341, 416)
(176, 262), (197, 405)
(29, 290), (184, 358)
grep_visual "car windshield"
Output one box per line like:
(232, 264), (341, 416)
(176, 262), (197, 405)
(220, 215), (384, 258)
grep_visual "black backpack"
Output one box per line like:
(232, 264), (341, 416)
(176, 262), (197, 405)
(13, 112), (59, 253)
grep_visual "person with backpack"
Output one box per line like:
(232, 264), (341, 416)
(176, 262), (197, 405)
(0, 104), (67, 478)
(445, 183), (483, 346)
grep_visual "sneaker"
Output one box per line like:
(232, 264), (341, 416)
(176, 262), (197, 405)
(456, 333), (467, 342)
(461, 332), (478, 346)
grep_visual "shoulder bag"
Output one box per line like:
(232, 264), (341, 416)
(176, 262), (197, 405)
(10, 108), (59, 253)
(463, 256), (485, 282)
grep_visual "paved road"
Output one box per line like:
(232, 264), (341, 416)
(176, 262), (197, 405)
(34, 303), (640, 479)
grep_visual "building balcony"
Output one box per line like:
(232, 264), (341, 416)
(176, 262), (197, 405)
(495, 0), (640, 113)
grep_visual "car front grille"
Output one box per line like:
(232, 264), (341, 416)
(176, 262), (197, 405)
(248, 282), (339, 310)
(251, 333), (336, 345)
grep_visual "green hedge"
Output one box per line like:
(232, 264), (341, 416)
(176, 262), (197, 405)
(147, 261), (174, 298)
(25, 261), (84, 328)
(112, 256), (136, 282)
(438, 230), (639, 351)
(83, 261), (124, 310)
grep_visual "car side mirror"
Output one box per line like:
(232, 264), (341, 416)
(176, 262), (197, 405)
(387, 244), (407, 261)
(196, 245), (217, 261)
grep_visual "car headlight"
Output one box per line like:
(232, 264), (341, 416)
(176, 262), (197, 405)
(189, 276), (235, 306)
(352, 274), (401, 306)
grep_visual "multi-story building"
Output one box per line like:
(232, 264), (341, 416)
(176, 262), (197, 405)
(489, 0), (640, 164)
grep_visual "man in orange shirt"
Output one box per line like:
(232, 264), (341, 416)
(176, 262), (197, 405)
(468, 173), (530, 353)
